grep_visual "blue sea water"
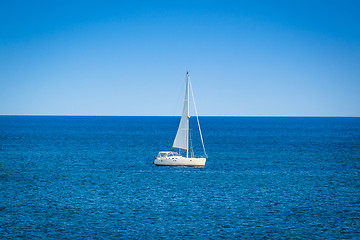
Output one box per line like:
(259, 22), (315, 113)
(0, 116), (359, 239)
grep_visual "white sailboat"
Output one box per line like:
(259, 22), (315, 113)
(154, 72), (208, 167)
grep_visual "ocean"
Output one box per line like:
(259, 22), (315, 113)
(1, 116), (359, 239)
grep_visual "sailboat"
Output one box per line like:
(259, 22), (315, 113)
(154, 72), (208, 167)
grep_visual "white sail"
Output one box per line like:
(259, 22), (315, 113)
(172, 74), (189, 150)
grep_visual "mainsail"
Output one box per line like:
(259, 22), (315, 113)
(172, 73), (189, 150)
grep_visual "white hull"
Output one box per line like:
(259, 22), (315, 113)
(154, 156), (206, 167)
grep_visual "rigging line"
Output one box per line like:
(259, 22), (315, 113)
(189, 78), (208, 158)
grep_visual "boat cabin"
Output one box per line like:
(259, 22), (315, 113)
(156, 151), (179, 158)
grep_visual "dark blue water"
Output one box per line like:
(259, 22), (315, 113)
(1, 116), (359, 239)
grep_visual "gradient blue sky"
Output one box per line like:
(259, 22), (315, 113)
(1, 0), (359, 116)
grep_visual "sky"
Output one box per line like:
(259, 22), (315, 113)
(0, 0), (359, 116)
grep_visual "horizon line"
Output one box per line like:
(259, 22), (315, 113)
(0, 114), (359, 118)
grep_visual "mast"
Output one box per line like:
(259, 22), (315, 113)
(186, 72), (190, 158)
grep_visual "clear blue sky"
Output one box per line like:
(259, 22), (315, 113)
(1, 0), (359, 116)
